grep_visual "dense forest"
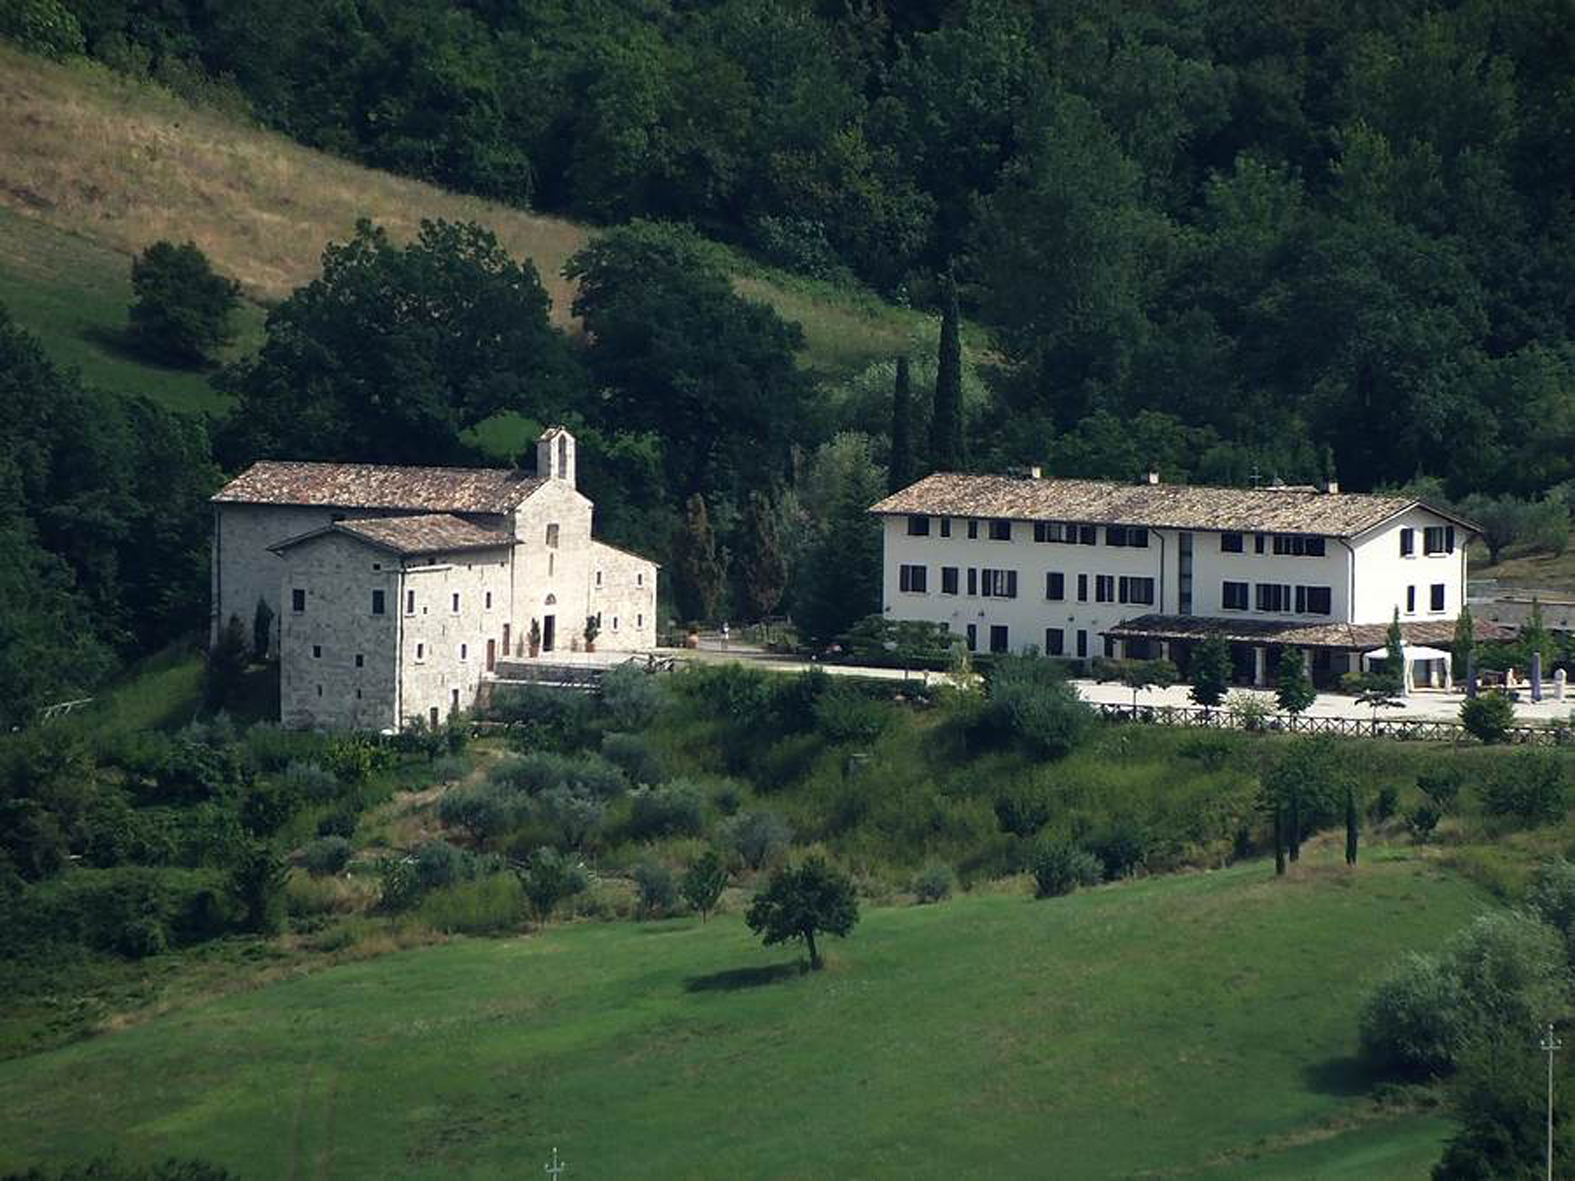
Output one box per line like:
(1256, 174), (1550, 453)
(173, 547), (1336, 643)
(2, 0), (1574, 722)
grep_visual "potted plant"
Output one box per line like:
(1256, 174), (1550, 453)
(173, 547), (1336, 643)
(584, 614), (600, 653)
(528, 617), (541, 658)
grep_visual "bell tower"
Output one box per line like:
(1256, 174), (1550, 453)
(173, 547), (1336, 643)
(537, 426), (576, 488)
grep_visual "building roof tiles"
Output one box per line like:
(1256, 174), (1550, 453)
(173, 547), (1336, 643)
(869, 473), (1474, 538)
(213, 461), (543, 514)
(1103, 613), (1514, 650)
(269, 513), (514, 558)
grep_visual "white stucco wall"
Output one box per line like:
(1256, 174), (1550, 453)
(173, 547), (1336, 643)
(1189, 531), (1352, 621)
(1350, 506), (1468, 625)
(277, 533), (400, 731)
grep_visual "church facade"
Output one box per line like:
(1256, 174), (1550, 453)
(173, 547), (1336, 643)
(210, 428), (658, 730)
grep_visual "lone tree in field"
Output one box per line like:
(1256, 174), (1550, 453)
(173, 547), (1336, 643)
(519, 847), (588, 924)
(929, 271), (964, 471)
(1189, 632), (1231, 707)
(673, 494), (725, 622)
(129, 240), (242, 366)
(889, 354), (917, 491)
(1275, 647), (1316, 717)
(745, 855), (858, 970)
(682, 849), (728, 922)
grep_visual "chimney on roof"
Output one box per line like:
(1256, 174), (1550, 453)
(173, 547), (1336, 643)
(1029, 465), (1043, 479)
(1144, 469), (1160, 485)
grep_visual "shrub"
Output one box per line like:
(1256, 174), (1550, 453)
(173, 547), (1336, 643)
(978, 655), (1094, 758)
(811, 681), (890, 744)
(281, 760), (339, 803)
(437, 782), (518, 841)
(430, 755), (469, 784)
(1461, 692), (1515, 744)
(378, 858), (422, 913)
(490, 751), (627, 800)
(1370, 784), (1400, 822)
(1525, 859), (1575, 963)
(994, 789), (1051, 838)
(1, 0), (85, 59)
(323, 735), (388, 783)
(627, 781), (707, 840)
(2, 1157), (237, 1179)
(228, 843), (288, 934)
(1225, 690), (1275, 732)
(1358, 951), (1463, 1077)
(1406, 804), (1442, 841)
(518, 847), (589, 922)
(1417, 766), (1463, 813)
(600, 732), (665, 786)
(412, 840), (472, 891)
(913, 864), (954, 903)
(128, 239), (241, 365)
(633, 861), (679, 917)
(531, 787), (607, 849)
(713, 780), (745, 816)
(682, 849), (728, 920)
(494, 685), (597, 752)
(1479, 753), (1568, 826)
(240, 779), (301, 837)
(302, 836), (351, 876)
(1032, 838), (1102, 898)
(1088, 817), (1149, 880)
(599, 664), (666, 730)
(418, 872), (523, 934)
(722, 810), (793, 870)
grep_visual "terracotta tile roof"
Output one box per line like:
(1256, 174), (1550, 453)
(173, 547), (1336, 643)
(870, 473), (1475, 538)
(1103, 613), (1515, 649)
(270, 514), (514, 558)
(213, 461), (544, 514)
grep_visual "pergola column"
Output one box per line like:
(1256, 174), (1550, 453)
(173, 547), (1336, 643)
(1253, 646), (1268, 687)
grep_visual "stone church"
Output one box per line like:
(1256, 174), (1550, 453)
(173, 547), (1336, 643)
(210, 428), (658, 730)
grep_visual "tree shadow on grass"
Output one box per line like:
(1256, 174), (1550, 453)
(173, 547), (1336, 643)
(80, 322), (210, 372)
(684, 961), (804, 993)
(1303, 1054), (1376, 1098)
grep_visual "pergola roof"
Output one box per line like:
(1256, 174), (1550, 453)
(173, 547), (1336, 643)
(1104, 614), (1515, 651)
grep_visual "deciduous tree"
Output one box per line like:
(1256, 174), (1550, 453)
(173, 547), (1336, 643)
(1275, 646), (1316, 716)
(129, 240), (242, 367)
(745, 855), (858, 970)
(1189, 632), (1231, 707)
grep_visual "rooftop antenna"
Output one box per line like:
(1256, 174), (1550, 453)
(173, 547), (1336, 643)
(1248, 464), (1264, 490)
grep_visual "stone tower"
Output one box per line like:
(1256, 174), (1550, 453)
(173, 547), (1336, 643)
(537, 426), (576, 488)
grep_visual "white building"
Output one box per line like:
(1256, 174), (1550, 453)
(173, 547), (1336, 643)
(871, 470), (1505, 687)
(210, 428), (658, 729)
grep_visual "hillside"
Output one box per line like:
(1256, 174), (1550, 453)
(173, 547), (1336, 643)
(0, 45), (930, 409)
(0, 851), (1480, 1178)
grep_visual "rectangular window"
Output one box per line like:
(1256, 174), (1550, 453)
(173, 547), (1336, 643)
(1272, 534), (1325, 556)
(1079, 525), (1098, 546)
(940, 517), (952, 538)
(546, 523), (560, 548)
(637, 613), (644, 628)
(1222, 581), (1249, 610)
(291, 588), (306, 613)
(355, 654), (364, 668)
(1255, 583), (1291, 612)
(1305, 587), (1332, 615)
(1046, 571), (1064, 600)
(899, 564), (928, 593)
(1400, 528), (1415, 557)
(966, 623), (977, 651)
(595, 570), (603, 587)
(1045, 628), (1065, 656)
(312, 644), (321, 659)
(906, 515), (931, 537)
(637, 572), (644, 587)
(1076, 629), (1088, 658)
(967, 519), (979, 540)
(1104, 526), (1150, 549)
(406, 589), (416, 615)
(1077, 573), (1089, 602)
(371, 589), (385, 615)
(989, 625), (1009, 653)
(1423, 526), (1453, 555)
(1220, 532), (1244, 553)
(1255, 534), (1266, 554)
(1406, 585), (1416, 613)
(415, 642), (425, 661)
(1119, 576), (1155, 606)
(989, 519), (1012, 541)
(967, 567), (978, 596)
(981, 569), (1017, 598)
(942, 566), (959, 595)
(460, 643), (468, 661)
(484, 591), (492, 610)
(451, 592), (461, 613)
(1095, 574), (1114, 603)
(1430, 583), (1446, 612)
(1106, 526), (1127, 547)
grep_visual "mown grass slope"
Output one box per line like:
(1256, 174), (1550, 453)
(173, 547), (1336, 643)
(0, 44), (932, 411)
(0, 851), (1483, 1179)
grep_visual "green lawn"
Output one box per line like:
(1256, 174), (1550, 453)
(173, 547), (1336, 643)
(0, 852), (1480, 1178)
(0, 207), (263, 413)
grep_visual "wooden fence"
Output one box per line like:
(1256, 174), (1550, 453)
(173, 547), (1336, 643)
(1092, 702), (1572, 747)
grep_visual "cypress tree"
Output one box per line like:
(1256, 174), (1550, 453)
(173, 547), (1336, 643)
(1385, 606), (1407, 691)
(889, 355), (915, 492)
(1451, 602), (1475, 681)
(1521, 597), (1552, 668)
(929, 270), (964, 471)
(735, 490), (787, 621)
(1344, 785), (1359, 866)
(1275, 646), (1316, 717)
(674, 494), (725, 623)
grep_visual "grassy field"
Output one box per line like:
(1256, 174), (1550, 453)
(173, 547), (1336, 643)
(1472, 545), (1575, 597)
(0, 45), (936, 410)
(0, 850), (1483, 1179)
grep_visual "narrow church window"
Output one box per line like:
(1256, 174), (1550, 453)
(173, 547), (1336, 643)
(637, 572), (644, 587)
(356, 689), (362, 699)
(416, 642), (425, 661)
(612, 616), (619, 631)
(460, 643), (468, 661)
(355, 654), (364, 668)
(596, 570), (603, 587)
(406, 589), (415, 614)
(546, 523), (560, 548)
(292, 588), (306, 612)
(372, 590), (385, 615)
(312, 645), (322, 659)
(484, 591), (492, 610)
(316, 685), (323, 697)
(637, 613), (643, 627)
(548, 553), (555, 577)
(451, 592), (460, 613)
